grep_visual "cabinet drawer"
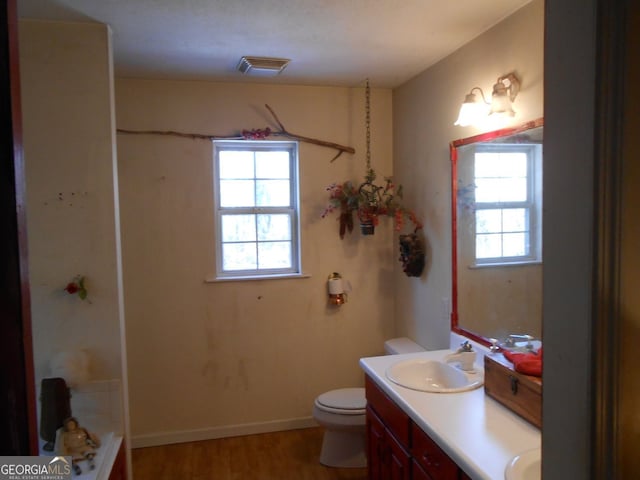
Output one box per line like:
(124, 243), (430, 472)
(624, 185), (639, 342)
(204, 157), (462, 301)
(411, 423), (459, 480)
(365, 375), (410, 448)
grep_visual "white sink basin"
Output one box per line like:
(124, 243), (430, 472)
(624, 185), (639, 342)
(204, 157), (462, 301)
(505, 448), (541, 480)
(385, 359), (483, 393)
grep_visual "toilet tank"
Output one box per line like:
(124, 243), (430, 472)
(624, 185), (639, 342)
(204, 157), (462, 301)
(384, 337), (426, 355)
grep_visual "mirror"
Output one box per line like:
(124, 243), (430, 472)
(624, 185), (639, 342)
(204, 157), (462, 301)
(450, 118), (543, 348)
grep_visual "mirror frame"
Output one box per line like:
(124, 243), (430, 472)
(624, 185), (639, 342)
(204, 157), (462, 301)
(450, 117), (544, 346)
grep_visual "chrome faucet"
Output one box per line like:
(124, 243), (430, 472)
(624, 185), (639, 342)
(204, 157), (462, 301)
(444, 341), (476, 371)
(503, 334), (534, 351)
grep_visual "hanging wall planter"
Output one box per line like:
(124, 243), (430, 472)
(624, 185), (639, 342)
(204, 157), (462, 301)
(321, 80), (421, 238)
(322, 172), (418, 238)
(399, 231), (426, 277)
(360, 219), (376, 235)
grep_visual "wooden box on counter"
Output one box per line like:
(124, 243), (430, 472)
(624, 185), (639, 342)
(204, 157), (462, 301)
(483, 354), (542, 429)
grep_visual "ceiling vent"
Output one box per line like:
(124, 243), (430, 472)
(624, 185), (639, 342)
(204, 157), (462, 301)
(236, 56), (290, 76)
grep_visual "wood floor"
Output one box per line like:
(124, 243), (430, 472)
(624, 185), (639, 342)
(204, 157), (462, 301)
(132, 427), (368, 480)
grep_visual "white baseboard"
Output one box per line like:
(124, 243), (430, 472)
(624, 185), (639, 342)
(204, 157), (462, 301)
(131, 416), (318, 449)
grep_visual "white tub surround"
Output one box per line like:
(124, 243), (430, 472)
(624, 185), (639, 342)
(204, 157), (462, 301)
(360, 349), (540, 480)
(37, 379), (125, 480)
(39, 432), (122, 480)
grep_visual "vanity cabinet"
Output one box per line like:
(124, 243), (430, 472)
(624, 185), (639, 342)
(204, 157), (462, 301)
(411, 423), (460, 479)
(365, 375), (470, 480)
(367, 405), (411, 479)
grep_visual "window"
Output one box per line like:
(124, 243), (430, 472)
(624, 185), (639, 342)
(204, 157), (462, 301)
(213, 140), (300, 279)
(473, 143), (542, 265)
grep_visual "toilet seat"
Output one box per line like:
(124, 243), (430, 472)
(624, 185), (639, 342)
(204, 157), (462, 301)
(315, 388), (366, 415)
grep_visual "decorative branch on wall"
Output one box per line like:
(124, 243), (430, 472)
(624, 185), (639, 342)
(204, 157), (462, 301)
(116, 104), (355, 162)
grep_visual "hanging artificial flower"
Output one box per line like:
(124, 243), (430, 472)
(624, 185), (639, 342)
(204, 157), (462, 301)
(321, 181), (359, 238)
(242, 127), (271, 140)
(64, 275), (88, 301)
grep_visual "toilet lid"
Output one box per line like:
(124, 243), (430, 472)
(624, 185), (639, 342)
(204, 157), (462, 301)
(316, 388), (366, 412)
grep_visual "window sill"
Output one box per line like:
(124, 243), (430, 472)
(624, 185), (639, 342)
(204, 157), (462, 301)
(468, 260), (542, 269)
(204, 273), (311, 283)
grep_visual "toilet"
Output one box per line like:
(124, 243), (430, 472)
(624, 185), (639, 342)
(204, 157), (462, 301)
(312, 337), (425, 468)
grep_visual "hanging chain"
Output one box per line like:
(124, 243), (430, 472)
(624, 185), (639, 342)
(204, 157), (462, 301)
(365, 78), (371, 174)
(359, 78), (380, 210)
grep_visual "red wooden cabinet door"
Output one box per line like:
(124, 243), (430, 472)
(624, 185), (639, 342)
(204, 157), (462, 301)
(387, 426), (411, 480)
(367, 407), (386, 480)
(412, 423), (459, 480)
(367, 406), (411, 480)
(412, 459), (433, 480)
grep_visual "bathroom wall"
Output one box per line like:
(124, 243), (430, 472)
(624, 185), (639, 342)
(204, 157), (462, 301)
(392, 0), (544, 349)
(115, 80), (396, 445)
(18, 22), (129, 471)
(19, 20), (126, 396)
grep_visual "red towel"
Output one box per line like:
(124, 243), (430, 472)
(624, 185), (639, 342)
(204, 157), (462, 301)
(502, 347), (543, 377)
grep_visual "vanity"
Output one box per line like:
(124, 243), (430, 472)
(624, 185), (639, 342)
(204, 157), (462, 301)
(365, 373), (470, 479)
(360, 342), (540, 480)
(360, 119), (545, 478)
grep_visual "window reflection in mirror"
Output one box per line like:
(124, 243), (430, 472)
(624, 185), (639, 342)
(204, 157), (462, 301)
(451, 119), (543, 349)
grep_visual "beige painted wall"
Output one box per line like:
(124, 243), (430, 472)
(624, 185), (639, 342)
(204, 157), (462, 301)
(115, 80), (396, 443)
(19, 20), (124, 384)
(392, 0), (544, 348)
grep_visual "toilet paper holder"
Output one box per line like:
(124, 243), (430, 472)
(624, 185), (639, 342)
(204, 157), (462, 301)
(327, 272), (351, 305)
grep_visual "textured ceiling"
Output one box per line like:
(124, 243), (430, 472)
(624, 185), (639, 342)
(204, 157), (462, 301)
(17, 0), (532, 88)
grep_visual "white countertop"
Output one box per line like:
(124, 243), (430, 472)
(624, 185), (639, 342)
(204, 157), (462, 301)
(359, 348), (541, 480)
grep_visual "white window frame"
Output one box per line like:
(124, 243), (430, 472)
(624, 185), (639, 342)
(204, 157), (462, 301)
(212, 140), (301, 280)
(472, 143), (542, 266)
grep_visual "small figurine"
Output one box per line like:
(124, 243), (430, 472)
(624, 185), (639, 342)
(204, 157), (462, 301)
(56, 416), (101, 475)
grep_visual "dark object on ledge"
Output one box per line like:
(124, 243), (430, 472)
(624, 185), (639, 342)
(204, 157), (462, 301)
(399, 231), (425, 277)
(39, 377), (71, 451)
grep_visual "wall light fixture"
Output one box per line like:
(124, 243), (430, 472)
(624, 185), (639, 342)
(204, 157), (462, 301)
(454, 72), (521, 127)
(454, 87), (490, 127)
